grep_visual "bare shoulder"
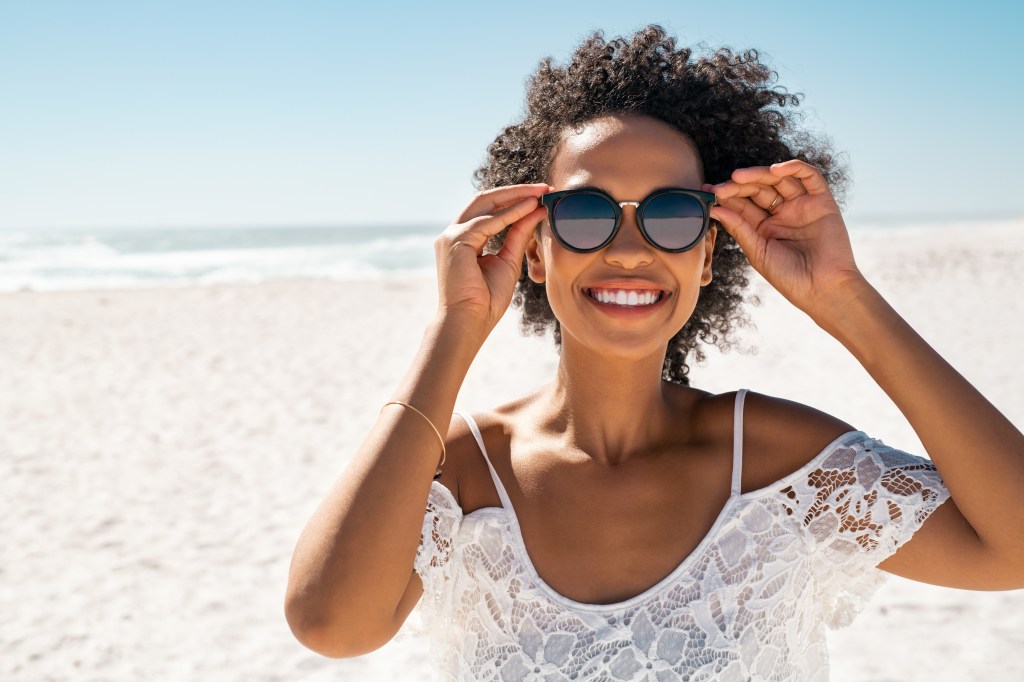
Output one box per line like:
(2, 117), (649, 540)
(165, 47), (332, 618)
(695, 389), (859, 493)
(435, 391), (538, 510)
(431, 412), (473, 508)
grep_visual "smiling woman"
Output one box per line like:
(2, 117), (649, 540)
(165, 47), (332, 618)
(523, 114), (716, 362)
(285, 24), (1024, 682)
(479, 31), (847, 384)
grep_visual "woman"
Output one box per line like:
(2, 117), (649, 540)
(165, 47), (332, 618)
(285, 25), (1024, 680)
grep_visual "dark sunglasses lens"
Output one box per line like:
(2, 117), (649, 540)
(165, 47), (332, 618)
(643, 193), (706, 250)
(553, 194), (616, 250)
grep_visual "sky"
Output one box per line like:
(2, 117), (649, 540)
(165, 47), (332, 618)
(1, 0), (1021, 229)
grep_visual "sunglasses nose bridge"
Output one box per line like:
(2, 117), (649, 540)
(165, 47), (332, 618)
(615, 200), (643, 233)
(607, 199), (653, 253)
(616, 200), (641, 227)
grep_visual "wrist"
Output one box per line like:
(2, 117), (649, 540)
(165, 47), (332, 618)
(811, 277), (899, 367)
(429, 309), (490, 344)
(808, 275), (878, 333)
(421, 312), (489, 368)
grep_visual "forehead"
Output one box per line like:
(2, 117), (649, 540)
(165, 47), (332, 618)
(548, 114), (703, 191)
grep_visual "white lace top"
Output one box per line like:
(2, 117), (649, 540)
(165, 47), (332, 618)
(398, 389), (950, 681)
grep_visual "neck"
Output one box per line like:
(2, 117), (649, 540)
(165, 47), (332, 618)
(535, 335), (681, 467)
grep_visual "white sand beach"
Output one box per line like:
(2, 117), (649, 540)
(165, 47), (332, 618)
(3, 223), (1024, 681)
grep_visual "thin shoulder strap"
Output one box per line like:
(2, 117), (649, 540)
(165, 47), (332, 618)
(732, 389), (747, 497)
(452, 411), (515, 512)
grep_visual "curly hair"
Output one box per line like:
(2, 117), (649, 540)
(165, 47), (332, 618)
(474, 24), (848, 385)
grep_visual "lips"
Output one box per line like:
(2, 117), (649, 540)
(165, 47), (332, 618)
(585, 288), (671, 303)
(583, 279), (669, 294)
(581, 284), (671, 302)
(581, 287), (672, 318)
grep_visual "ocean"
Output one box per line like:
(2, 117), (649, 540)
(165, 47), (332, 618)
(0, 224), (440, 293)
(1, 218), (1018, 293)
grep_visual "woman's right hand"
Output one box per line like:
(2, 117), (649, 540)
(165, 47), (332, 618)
(433, 183), (550, 334)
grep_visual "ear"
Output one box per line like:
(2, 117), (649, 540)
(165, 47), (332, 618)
(700, 225), (717, 286)
(525, 224), (547, 284)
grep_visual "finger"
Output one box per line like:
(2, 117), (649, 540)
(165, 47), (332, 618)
(728, 165), (775, 184)
(709, 204), (763, 264)
(766, 175), (806, 200)
(712, 201), (809, 244)
(710, 185), (792, 221)
(494, 205), (547, 271)
(456, 183), (551, 223)
(717, 196), (772, 227)
(708, 179), (764, 202)
(708, 182), (780, 213)
(457, 195), (543, 250)
(727, 166), (804, 197)
(769, 160), (831, 195)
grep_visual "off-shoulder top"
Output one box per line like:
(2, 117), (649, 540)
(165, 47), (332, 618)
(396, 389), (950, 681)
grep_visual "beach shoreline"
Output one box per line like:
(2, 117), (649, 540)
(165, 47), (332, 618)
(4, 225), (1024, 680)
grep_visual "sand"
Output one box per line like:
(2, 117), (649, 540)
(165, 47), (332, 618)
(3, 223), (1024, 681)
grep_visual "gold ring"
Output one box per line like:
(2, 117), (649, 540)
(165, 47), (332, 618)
(766, 195), (782, 214)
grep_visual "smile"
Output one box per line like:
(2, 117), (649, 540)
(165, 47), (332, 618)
(585, 288), (665, 305)
(582, 288), (671, 317)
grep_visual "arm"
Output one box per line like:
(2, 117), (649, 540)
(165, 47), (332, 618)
(284, 182), (549, 656)
(284, 314), (483, 657)
(708, 161), (1024, 589)
(814, 277), (1024, 588)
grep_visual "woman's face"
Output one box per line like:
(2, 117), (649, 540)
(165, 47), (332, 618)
(525, 113), (716, 360)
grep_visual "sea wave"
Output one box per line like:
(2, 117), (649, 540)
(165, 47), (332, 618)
(0, 225), (439, 292)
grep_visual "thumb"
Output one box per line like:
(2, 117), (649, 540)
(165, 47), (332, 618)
(496, 206), (545, 274)
(709, 204), (764, 268)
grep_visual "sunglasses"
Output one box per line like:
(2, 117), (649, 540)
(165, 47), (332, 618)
(540, 186), (717, 254)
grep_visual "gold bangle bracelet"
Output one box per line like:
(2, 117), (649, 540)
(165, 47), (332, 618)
(380, 400), (446, 476)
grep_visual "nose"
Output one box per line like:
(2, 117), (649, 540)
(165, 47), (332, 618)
(603, 203), (655, 266)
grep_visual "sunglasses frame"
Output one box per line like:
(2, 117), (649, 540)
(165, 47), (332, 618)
(540, 187), (718, 254)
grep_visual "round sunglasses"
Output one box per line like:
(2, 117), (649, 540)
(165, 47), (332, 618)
(539, 187), (717, 254)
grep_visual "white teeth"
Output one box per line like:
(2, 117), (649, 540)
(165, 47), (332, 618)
(587, 289), (663, 306)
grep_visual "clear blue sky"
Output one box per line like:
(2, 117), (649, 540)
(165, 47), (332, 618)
(2, 1), (1020, 229)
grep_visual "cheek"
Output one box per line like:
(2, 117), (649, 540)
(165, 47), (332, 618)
(542, 251), (569, 305)
(667, 258), (710, 323)
(671, 287), (702, 323)
(539, 246), (584, 317)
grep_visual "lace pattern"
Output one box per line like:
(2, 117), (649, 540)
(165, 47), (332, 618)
(401, 415), (950, 681)
(779, 437), (951, 629)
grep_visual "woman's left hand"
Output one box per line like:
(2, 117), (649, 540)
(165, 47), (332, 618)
(703, 160), (866, 319)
